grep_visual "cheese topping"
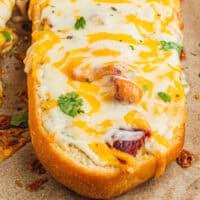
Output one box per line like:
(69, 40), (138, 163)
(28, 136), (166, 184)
(26, 0), (186, 169)
(0, 0), (17, 53)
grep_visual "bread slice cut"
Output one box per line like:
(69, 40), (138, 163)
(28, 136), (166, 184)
(0, 0), (17, 54)
(26, 0), (186, 198)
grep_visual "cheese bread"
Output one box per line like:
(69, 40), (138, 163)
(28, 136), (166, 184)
(0, 0), (17, 54)
(26, 0), (186, 198)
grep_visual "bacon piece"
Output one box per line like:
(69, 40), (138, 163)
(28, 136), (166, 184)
(109, 128), (150, 156)
(114, 78), (143, 104)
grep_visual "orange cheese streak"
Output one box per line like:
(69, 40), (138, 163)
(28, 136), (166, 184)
(88, 32), (138, 44)
(92, 48), (121, 57)
(126, 14), (155, 33)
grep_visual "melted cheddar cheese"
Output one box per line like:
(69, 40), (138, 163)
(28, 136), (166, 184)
(26, 0), (186, 169)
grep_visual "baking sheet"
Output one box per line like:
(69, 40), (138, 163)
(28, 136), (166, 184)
(0, 1), (200, 199)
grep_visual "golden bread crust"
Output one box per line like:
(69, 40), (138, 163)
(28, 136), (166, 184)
(28, 75), (185, 199)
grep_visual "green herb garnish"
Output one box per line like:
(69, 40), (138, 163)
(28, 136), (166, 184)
(160, 40), (183, 55)
(0, 31), (11, 42)
(142, 85), (148, 92)
(129, 45), (135, 51)
(58, 92), (84, 117)
(75, 16), (86, 30)
(158, 92), (171, 103)
(10, 112), (28, 128)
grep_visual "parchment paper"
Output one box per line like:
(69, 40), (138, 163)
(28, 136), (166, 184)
(0, 1), (199, 199)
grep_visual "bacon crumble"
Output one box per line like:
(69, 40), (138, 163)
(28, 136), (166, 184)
(194, 93), (200, 100)
(15, 179), (23, 188)
(176, 149), (195, 168)
(26, 178), (48, 192)
(0, 115), (11, 130)
(30, 159), (46, 175)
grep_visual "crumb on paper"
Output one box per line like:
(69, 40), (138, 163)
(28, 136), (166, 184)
(0, 115), (11, 130)
(26, 178), (48, 192)
(18, 90), (28, 104)
(15, 52), (26, 61)
(176, 149), (195, 168)
(30, 159), (46, 175)
(194, 93), (200, 100)
(15, 179), (23, 188)
(180, 49), (186, 60)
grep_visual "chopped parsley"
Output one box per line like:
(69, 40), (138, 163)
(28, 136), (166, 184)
(158, 92), (171, 103)
(160, 40), (183, 55)
(10, 112), (28, 128)
(142, 85), (149, 92)
(75, 16), (86, 30)
(0, 31), (11, 42)
(129, 45), (135, 51)
(58, 92), (84, 117)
